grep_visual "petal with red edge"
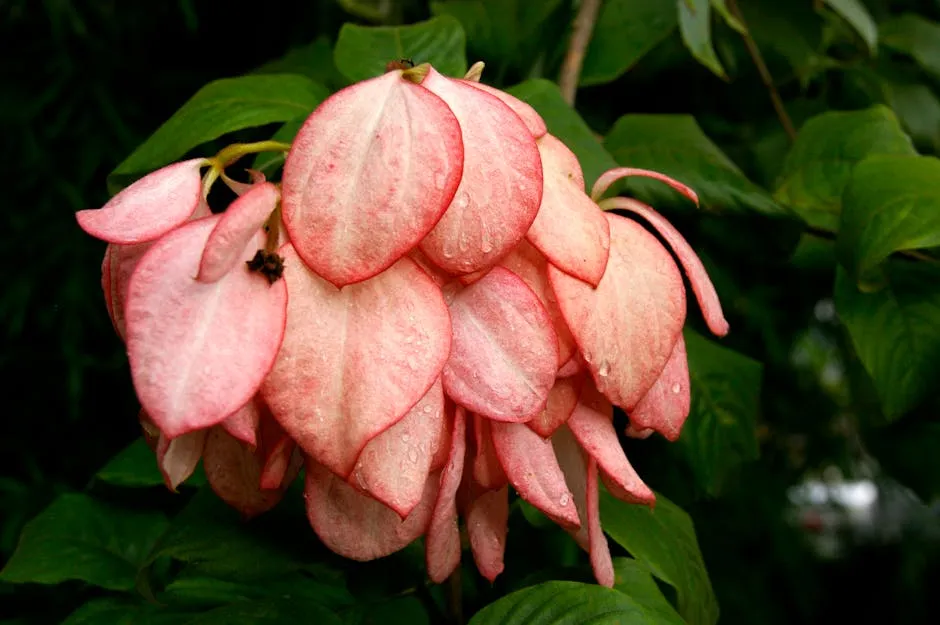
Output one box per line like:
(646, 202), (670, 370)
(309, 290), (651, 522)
(203, 427), (283, 518)
(497, 240), (576, 367)
(567, 381), (654, 505)
(548, 213), (686, 410)
(426, 406), (467, 583)
(126, 218), (287, 438)
(76, 159), (205, 244)
(106, 242), (152, 341)
(197, 182), (279, 283)
(220, 396), (262, 448)
(409, 248), (454, 288)
(528, 374), (581, 438)
(605, 197), (729, 337)
(420, 67), (543, 274)
(630, 335), (691, 441)
(350, 378), (445, 518)
(281, 70), (463, 286)
(472, 414), (508, 490)
(157, 428), (207, 491)
(527, 134), (611, 287)
(305, 458), (438, 561)
(489, 421), (580, 528)
(467, 485), (509, 582)
(462, 81), (547, 138)
(590, 167), (698, 205)
(262, 248), (451, 478)
(444, 266), (558, 422)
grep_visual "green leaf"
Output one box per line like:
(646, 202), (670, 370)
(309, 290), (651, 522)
(338, 0), (398, 22)
(678, 0), (727, 78)
(95, 437), (164, 487)
(581, 0), (678, 86)
(346, 596), (431, 625)
(62, 599), (190, 625)
(835, 263), (940, 420)
(604, 114), (787, 216)
(333, 17), (467, 83)
(112, 75), (329, 179)
(866, 420), (940, 500)
(612, 558), (686, 625)
(822, 0), (877, 54)
(600, 490), (718, 625)
(162, 573), (353, 611)
(250, 119), (306, 174)
(880, 14), (940, 78)
(836, 155), (940, 284)
(740, 1), (824, 84)
(469, 580), (683, 624)
(183, 599), (342, 625)
(505, 79), (618, 188)
(254, 37), (344, 90)
(709, 0), (745, 34)
(0, 494), (167, 590)
(774, 106), (915, 231)
(884, 81), (940, 153)
(679, 330), (762, 496)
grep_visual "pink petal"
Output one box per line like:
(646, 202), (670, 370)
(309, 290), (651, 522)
(527, 374), (581, 438)
(105, 242), (152, 341)
(548, 213), (686, 410)
(101, 247), (115, 335)
(76, 159), (205, 244)
(462, 81), (547, 138)
(203, 427), (284, 519)
(566, 381), (654, 505)
(221, 169), (266, 196)
(304, 458), (438, 561)
(551, 425), (589, 550)
(586, 458), (614, 587)
(220, 396), (262, 448)
(262, 248), (451, 478)
(489, 421), (580, 528)
(157, 428), (207, 491)
(527, 134), (611, 287)
(281, 70), (463, 286)
(556, 355), (582, 378)
(472, 414), (508, 490)
(409, 248), (454, 287)
(197, 182), (279, 283)
(429, 400), (455, 472)
(125, 218), (288, 438)
(497, 240), (576, 367)
(350, 379), (446, 518)
(590, 167), (698, 205)
(605, 197), (729, 337)
(420, 67), (543, 274)
(467, 485), (509, 583)
(426, 405), (468, 583)
(258, 409), (297, 490)
(625, 425), (655, 439)
(629, 336), (691, 441)
(443, 266), (558, 422)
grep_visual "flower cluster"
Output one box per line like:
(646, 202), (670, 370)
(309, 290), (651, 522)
(77, 62), (728, 587)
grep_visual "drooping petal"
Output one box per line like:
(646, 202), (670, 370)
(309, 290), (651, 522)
(585, 457), (614, 587)
(281, 70), (463, 286)
(258, 409), (297, 490)
(548, 213), (686, 410)
(76, 159), (206, 244)
(556, 355), (582, 378)
(409, 248), (454, 287)
(429, 400), (455, 472)
(197, 182), (279, 283)
(157, 428), (207, 491)
(566, 381), (654, 505)
(126, 219), (288, 438)
(527, 134), (611, 287)
(420, 67), (543, 274)
(462, 81), (547, 138)
(262, 247), (451, 478)
(629, 335), (691, 441)
(467, 485), (509, 582)
(527, 374), (581, 438)
(350, 379), (446, 518)
(203, 427), (284, 519)
(472, 414), (508, 490)
(444, 267), (558, 422)
(105, 242), (151, 340)
(489, 421), (580, 528)
(220, 396), (262, 448)
(604, 197), (729, 337)
(305, 458), (438, 561)
(590, 167), (698, 205)
(426, 406), (467, 583)
(497, 240), (576, 367)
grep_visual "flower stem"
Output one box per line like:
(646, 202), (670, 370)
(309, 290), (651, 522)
(215, 140), (292, 168)
(559, 0), (602, 105)
(447, 566), (464, 625)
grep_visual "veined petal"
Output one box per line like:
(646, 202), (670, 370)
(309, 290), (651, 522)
(350, 379), (446, 518)
(156, 427), (206, 492)
(443, 267), (558, 422)
(472, 414), (508, 490)
(527, 374), (581, 438)
(604, 197), (729, 337)
(630, 335), (691, 441)
(590, 167), (698, 205)
(305, 458), (438, 561)
(462, 80), (547, 138)
(467, 485), (509, 583)
(126, 218), (287, 438)
(548, 213), (686, 410)
(426, 405), (467, 583)
(203, 427), (284, 519)
(76, 159), (205, 244)
(420, 67), (543, 274)
(262, 248), (451, 478)
(527, 134), (611, 287)
(281, 70), (463, 286)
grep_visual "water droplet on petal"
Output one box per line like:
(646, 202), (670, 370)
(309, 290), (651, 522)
(401, 433), (411, 443)
(422, 405), (432, 414)
(582, 351), (593, 364)
(408, 449), (419, 463)
(598, 360), (610, 377)
(671, 383), (681, 394)
(559, 493), (570, 507)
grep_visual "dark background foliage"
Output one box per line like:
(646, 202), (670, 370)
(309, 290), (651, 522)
(2, 0), (940, 623)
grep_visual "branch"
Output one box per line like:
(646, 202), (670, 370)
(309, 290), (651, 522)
(727, 0), (797, 142)
(559, 0), (602, 105)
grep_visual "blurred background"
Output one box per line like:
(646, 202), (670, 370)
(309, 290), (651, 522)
(2, 0), (940, 623)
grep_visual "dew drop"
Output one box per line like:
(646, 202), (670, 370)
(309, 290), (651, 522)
(559, 493), (570, 507)
(408, 449), (419, 463)
(671, 383), (681, 394)
(401, 433), (411, 443)
(598, 360), (610, 377)
(423, 405), (432, 414)
(454, 191), (470, 210)
(582, 351), (593, 364)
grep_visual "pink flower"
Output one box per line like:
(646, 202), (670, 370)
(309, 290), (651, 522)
(76, 62), (728, 586)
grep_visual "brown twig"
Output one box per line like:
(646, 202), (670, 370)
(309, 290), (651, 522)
(559, 0), (602, 105)
(727, 0), (797, 142)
